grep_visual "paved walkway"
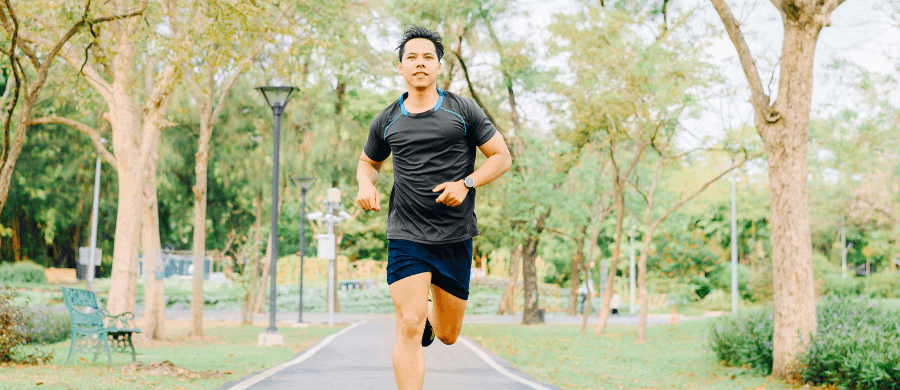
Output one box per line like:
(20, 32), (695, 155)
(215, 316), (562, 390)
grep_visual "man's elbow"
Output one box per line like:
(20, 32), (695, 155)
(502, 152), (513, 174)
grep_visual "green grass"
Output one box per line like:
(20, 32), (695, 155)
(0, 321), (343, 390)
(464, 318), (814, 390)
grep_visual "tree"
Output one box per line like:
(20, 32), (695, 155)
(709, 0), (848, 377)
(0, 0), (143, 214)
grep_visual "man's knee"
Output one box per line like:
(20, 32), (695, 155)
(435, 324), (461, 345)
(397, 312), (426, 340)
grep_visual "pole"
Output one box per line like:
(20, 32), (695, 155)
(629, 214), (636, 315)
(87, 154), (101, 291)
(298, 187), (307, 323)
(267, 110), (282, 334)
(730, 163), (738, 314)
(841, 218), (847, 278)
(327, 200), (335, 326)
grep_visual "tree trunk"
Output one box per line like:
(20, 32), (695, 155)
(596, 185), (626, 333)
(141, 162), (165, 340)
(567, 226), (587, 316)
(710, 0), (837, 377)
(190, 109), (213, 337)
(636, 228), (655, 342)
(496, 244), (522, 315)
(763, 22), (819, 380)
(522, 209), (551, 325)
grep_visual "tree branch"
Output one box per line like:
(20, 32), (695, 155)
(649, 151), (764, 231)
(453, 49), (500, 130)
(709, 0), (777, 123)
(29, 115), (117, 168)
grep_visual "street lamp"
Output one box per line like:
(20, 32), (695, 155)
(256, 85), (298, 346)
(290, 176), (315, 324)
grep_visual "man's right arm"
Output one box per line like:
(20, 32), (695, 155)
(356, 152), (383, 211)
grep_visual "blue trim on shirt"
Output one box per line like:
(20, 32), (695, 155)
(399, 89), (444, 116)
(383, 113), (403, 140)
(399, 93), (409, 117)
(434, 89), (444, 112)
(440, 107), (466, 136)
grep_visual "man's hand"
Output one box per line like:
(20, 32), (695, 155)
(432, 180), (469, 207)
(356, 181), (381, 211)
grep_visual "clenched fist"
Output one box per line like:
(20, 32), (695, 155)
(433, 180), (469, 207)
(357, 181), (381, 211)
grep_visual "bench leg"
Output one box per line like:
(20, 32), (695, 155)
(127, 333), (136, 362)
(64, 332), (77, 365)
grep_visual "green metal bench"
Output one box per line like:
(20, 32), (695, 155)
(61, 287), (142, 365)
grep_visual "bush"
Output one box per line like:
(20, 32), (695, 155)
(23, 308), (70, 345)
(708, 308), (774, 375)
(0, 290), (29, 362)
(709, 295), (900, 389)
(0, 261), (47, 284)
(798, 295), (900, 389)
(0, 290), (52, 364)
(823, 274), (862, 297)
(706, 263), (753, 300)
(863, 271), (900, 299)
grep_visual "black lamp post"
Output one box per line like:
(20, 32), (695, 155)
(256, 85), (298, 336)
(290, 176), (315, 323)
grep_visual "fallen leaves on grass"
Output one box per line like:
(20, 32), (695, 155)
(120, 360), (224, 379)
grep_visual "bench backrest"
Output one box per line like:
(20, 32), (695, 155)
(61, 287), (104, 328)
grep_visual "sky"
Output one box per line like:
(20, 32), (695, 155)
(486, 0), (899, 148)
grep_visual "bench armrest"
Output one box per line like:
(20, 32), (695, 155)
(99, 310), (137, 329)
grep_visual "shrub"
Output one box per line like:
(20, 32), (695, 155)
(710, 295), (900, 389)
(706, 263), (753, 300)
(823, 274), (862, 297)
(23, 308), (70, 345)
(0, 290), (29, 362)
(798, 295), (900, 389)
(0, 261), (47, 284)
(708, 308), (774, 375)
(863, 271), (900, 299)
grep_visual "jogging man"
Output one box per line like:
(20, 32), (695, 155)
(355, 26), (512, 390)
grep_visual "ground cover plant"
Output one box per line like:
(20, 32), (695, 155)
(0, 320), (342, 390)
(709, 294), (900, 389)
(464, 318), (806, 390)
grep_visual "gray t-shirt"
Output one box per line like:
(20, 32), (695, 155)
(364, 89), (497, 245)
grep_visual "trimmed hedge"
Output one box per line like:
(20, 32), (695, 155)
(0, 262), (46, 284)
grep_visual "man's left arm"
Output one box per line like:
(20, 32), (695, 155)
(433, 132), (512, 206)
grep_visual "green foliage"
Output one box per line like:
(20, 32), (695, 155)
(709, 308), (776, 375)
(863, 271), (900, 299)
(798, 295), (900, 390)
(0, 262), (46, 284)
(823, 274), (863, 297)
(23, 308), (70, 345)
(649, 229), (721, 278)
(710, 295), (900, 388)
(0, 290), (28, 362)
(0, 290), (52, 364)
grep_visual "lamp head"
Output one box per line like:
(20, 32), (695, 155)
(291, 177), (315, 191)
(256, 86), (298, 115)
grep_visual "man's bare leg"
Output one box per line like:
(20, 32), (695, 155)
(429, 284), (467, 345)
(389, 272), (431, 390)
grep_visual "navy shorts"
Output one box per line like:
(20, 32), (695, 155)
(387, 239), (472, 300)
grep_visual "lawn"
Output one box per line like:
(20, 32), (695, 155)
(0, 320), (343, 390)
(464, 318), (817, 390)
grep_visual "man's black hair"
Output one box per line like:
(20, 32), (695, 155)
(396, 26), (444, 62)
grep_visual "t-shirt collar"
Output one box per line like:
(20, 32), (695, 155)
(400, 88), (444, 117)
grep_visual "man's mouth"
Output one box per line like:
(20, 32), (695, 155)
(414, 72), (427, 76)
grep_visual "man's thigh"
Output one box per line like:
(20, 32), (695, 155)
(431, 284), (467, 339)
(389, 272), (432, 337)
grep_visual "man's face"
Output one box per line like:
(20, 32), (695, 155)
(398, 38), (442, 90)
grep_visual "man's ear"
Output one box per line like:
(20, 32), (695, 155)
(397, 62), (402, 75)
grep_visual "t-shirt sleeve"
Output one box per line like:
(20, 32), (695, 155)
(363, 113), (391, 162)
(462, 98), (497, 146)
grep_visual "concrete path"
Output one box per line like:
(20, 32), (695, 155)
(216, 316), (563, 390)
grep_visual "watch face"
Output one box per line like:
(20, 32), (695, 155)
(465, 177), (475, 188)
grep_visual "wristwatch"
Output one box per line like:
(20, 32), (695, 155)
(464, 177), (475, 189)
